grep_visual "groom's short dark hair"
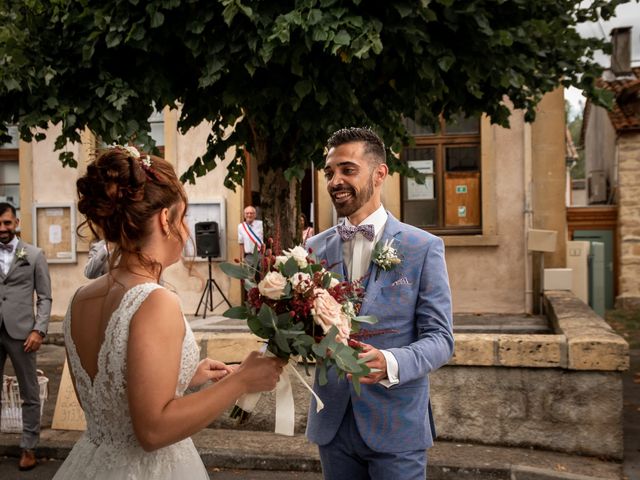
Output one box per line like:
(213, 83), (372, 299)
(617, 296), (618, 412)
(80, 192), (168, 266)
(0, 202), (16, 217)
(326, 127), (386, 165)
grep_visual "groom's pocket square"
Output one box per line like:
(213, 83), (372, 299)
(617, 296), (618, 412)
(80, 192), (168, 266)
(391, 277), (411, 287)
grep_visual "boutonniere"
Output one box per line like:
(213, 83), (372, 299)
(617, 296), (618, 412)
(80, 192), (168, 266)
(15, 247), (28, 262)
(372, 238), (402, 280)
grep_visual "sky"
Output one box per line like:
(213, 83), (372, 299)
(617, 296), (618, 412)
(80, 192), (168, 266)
(565, 1), (640, 118)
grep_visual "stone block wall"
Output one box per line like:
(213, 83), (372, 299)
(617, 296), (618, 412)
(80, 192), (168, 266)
(431, 366), (622, 459)
(617, 132), (640, 310)
(201, 290), (628, 459)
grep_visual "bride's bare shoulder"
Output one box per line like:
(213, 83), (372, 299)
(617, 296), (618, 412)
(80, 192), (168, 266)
(72, 276), (114, 304)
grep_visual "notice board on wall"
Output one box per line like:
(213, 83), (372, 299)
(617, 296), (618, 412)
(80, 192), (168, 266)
(183, 199), (227, 261)
(32, 203), (77, 263)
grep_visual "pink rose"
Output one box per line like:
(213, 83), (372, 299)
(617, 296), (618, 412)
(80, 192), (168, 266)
(311, 288), (351, 344)
(258, 271), (287, 300)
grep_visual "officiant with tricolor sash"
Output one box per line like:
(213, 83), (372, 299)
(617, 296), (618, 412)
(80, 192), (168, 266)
(237, 206), (264, 263)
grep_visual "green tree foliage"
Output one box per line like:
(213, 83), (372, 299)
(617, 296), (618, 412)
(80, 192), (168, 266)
(568, 110), (585, 180)
(0, 0), (626, 244)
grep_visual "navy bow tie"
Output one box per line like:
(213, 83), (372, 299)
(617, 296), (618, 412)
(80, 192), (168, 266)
(0, 243), (13, 252)
(336, 223), (375, 242)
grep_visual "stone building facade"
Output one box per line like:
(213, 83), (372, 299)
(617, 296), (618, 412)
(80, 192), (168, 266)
(618, 129), (640, 309)
(582, 64), (640, 309)
(1, 89), (569, 318)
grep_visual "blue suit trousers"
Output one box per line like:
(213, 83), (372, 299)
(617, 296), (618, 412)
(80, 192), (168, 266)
(318, 402), (427, 480)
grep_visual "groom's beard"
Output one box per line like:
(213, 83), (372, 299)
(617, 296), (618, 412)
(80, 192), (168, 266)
(0, 229), (16, 244)
(330, 174), (375, 219)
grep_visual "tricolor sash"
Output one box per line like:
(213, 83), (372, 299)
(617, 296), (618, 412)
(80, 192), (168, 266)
(242, 222), (263, 248)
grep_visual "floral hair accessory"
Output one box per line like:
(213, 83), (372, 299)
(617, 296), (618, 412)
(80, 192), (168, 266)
(372, 238), (402, 280)
(121, 145), (140, 159)
(117, 145), (157, 180)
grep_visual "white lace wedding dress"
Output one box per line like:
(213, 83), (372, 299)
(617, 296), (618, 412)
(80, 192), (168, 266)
(53, 283), (209, 479)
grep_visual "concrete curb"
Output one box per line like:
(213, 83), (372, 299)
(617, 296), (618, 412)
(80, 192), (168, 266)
(510, 465), (616, 480)
(0, 430), (623, 479)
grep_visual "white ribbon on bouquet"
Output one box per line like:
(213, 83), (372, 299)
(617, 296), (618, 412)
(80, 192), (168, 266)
(234, 350), (324, 436)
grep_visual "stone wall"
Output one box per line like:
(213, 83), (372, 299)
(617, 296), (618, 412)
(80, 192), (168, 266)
(202, 290), (628, 459)
(617, 131), (640, 310)
(431, 366), (622, 459)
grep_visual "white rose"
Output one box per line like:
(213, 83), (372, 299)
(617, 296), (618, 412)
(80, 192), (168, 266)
(274, 255), (289, 268)
(291, 272), (312, 292)
(285, 245), (308, 268)
(258, 271), (288, 300)
(311, 288), (351, 345)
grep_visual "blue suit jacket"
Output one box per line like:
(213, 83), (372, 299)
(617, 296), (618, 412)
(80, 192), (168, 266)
(305, 213), (454, 453)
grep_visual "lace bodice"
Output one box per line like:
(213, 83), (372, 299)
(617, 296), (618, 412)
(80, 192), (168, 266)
(59, 283), (203, 478)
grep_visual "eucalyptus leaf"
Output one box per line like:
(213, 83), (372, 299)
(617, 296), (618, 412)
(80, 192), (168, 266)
(274, 330), (291, 353)
(318, 362), (328, 386)
(281, 256), (299, 278)
(277, 312), (293, 329)
(247, 316), (267, 338)
(352, 376), (362, 395)
(257, 304), (276, 329)
(223, 306), (249, 319)
(354, 315), (378, 325)
(220, 262), (253, 280)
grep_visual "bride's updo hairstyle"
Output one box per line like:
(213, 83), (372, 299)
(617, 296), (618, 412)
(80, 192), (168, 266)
(77, 146), (188, 278)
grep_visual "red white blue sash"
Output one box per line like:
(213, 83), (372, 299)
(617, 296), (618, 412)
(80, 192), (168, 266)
(242, 222), (263, 247)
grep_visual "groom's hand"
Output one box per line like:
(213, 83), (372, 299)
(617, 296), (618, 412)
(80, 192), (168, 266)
(350, 342), (387, 384)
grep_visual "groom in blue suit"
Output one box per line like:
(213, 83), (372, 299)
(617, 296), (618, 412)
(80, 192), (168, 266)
(306, 127), (454, 479)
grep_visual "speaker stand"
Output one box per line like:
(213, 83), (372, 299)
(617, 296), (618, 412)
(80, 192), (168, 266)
(195, 256), (232, 319)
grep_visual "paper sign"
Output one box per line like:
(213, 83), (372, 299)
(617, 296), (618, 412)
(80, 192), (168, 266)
(49, 224), (62, 244)
(51, 359), (87, 431)
(458, 206), (467, 217)
(407, 160), (434, 200)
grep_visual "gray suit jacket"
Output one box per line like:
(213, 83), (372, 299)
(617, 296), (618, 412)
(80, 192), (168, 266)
(0, 240), (52, 339)
(84, 240), (109, 279)
(306, 213), (454, 452)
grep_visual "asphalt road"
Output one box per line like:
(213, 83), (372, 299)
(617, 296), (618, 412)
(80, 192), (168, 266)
(0, 457), (323, 480)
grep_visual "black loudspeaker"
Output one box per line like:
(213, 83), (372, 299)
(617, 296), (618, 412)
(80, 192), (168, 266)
(195, 221), (220, 258)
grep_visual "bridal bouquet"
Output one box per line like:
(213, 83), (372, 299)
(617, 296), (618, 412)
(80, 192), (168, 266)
(221, 244), (377, 429)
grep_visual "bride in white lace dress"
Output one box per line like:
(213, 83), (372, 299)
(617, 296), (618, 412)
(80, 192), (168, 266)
(53, 147), (283, 479)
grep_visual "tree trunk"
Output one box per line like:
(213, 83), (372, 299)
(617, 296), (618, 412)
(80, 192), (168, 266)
(259, 167), (299, 253)
(249, 127), (300, 252)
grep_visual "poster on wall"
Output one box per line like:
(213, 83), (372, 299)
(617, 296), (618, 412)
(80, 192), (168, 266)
(32, 203), (76, 263)
(183, 199), (226, 261)
(406, 160), (435, 200)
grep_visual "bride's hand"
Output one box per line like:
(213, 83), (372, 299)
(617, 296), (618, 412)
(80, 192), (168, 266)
(189, 358), (234, 388)
(233, 351), (285, 394)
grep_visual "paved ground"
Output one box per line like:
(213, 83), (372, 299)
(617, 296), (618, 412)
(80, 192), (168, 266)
(0, 457), (324, 479)
(0, 317), (637, 480)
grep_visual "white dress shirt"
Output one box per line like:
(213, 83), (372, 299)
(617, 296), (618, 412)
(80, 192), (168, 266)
(341, 205), (399, 386)
(342, 205), (388, 282)
(238, 219), (264, 255)
(0, 237), (18, 275)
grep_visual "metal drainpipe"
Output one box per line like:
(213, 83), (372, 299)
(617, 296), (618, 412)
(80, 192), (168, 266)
(524, 122), (534, 314)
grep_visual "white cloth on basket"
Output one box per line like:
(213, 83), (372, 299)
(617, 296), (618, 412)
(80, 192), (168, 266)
(53, 283), (208, 480)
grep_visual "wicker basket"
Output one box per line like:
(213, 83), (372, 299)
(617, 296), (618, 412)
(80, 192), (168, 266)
(1, 370), (49, 433)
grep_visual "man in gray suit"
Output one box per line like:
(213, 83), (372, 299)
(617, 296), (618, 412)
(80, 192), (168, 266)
(84, 239), (109, 279)
(306, 128), (454, 479)
(0, 203), (51, 471)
